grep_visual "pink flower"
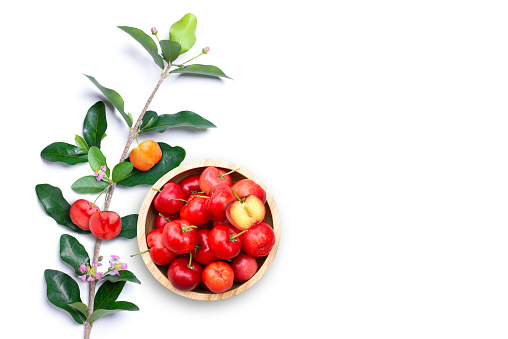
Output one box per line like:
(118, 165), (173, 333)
(121, 263), (128, 270)
(202, 46), (210, 54)
(94, 165), (107, 181)
(151, 27), (158, 35)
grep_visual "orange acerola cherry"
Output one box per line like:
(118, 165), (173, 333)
(129, 140), (162, 171)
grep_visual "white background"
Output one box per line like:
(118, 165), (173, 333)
(2, 1), (508, 338)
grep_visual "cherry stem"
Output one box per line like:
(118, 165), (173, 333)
(151, 188), (162, 193)
(159, 213), (172, 222)
(230, 230), (248, 242)
(168, 198), (187, 202)
(219, 168), (239, 178)
(130, 249), (150, 257)
(187, 252), (194, 269)
(182, 225), (198, 233)
(231, 187), (244, 203)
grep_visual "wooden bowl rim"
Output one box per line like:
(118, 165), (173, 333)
(137, 159), (281, 301)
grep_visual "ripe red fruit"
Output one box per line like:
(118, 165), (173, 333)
(191, 229), (218, 266)
(153, 182), (187, 216)
(146, 228), (178, 266)
(89, 211), (122, 240)
(69, 199), (100, 230)
(180, 174), (201, 198)
(232, 252), (258, 282)
(231, 179), (266, 203)
(168, 257), (203, 291)
(202, 261), (234, 293)
(241, 222), (275, 257)
(208, 224), (245, 260)
(199, 166), (233, 195)
(205, 184), (236, 222)
(162, 219), (198, 254)
(180, 194), (211, 226)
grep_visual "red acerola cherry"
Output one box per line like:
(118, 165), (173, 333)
(180, 194), (211, 226)
(89, 211), (122, 240)
(205, 184), (236, 222)
(241, 222), (275, 257)
(191, 229), (218, 266)
(146, 228), (178, 266)
(208, 224), (245, 260)
(199, 166), (234, 196)
(202, 261), (234, 293)
(168, 257), (203, 291)
(232, 252), (258, 282)
(153, 182), (187, 216)
(162, 219), (198, 254)
(69, 199), (101, 230)
(180, 174), (201, 198)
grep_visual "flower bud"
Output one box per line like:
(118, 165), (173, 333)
(202, 46), (210, 54)
(151, 27), (158, 35)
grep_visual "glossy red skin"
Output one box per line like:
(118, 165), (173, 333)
(208, 224), (243, 260)
(231, 179), (266, 203)
(191, 229), (218, 266)
(147, 228), (178, 265)
(89, 211), (122, 240)
(202, 261), (234, 293)
(69, 199), (101, 230)
(199, 166), (233, 195)
(232, 252), (258, 282)
(180, 194), (211, 226)
(154, 212), (180, 229)
(205, 184), (236, 222)
(162, 219), (198, 254)
(180, 174), (201, 198)
(153, 182), (186, 216)
(168, 257), (203, 291)
(241, 222), (275, 257)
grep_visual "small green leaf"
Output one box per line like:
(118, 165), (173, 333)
(118, 214), (138, 239)
(169, 13), (197, 54)
(102, 270), (141, 284)
(160, 40), (182, 64)
(83, 101), (107, 149)
(84, 75), (132, 127)
(116, 143), (185, 187)
(36, 184), (90, 234)
(138, 111), (158, 131)
(139, 111), (216, 134)
(71, 175), (110, 193)
(118, 26), (165, 69)
(169, 64), (231, 79)
(44, 269), (86, 324)
(75, 135), (89, 152)
(60, 234), (90, 275)
(88, 301), (139, 324)
(94, 280), (126, 311)
(41, 142), (89, 165)
(112, 162), (133, 183)
(88, 146), (109, 176)
(68, 302), (89, 318)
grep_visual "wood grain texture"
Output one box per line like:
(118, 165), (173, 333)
(137, 159), (281, 301)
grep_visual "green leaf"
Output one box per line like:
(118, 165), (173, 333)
(60, 234), (90, 275)
(116, 142), (185, 187)
(68, 302), (89, 318)
(44, 269), (86, 324)
(75, 135), (89, 152)
(94, 280), (126, 311)
(118, 26), (165, 69)
(71, 175), (110, 193)
(118, 214), (138, 239)
(88, 146), (109, 176)
(169, 13), (197, 54)
(88, 301), (139, 324)
(35, 184), (90, 234)
(169, 64), (231, 79)
(84, 74), (132, 127)
(160, 40), (182, 64)
(138, 111), (158, 131)
(83, 101), (107, 149)
(102, 270), (141, 284)
(139, 111), (216, 134)
(41, 142), (88, 165)
(112, 162), (133, 183)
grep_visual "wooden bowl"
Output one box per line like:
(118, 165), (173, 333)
(137, 159), (281, 301)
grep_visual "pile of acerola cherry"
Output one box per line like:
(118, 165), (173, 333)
(146, 166), (276, 294)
